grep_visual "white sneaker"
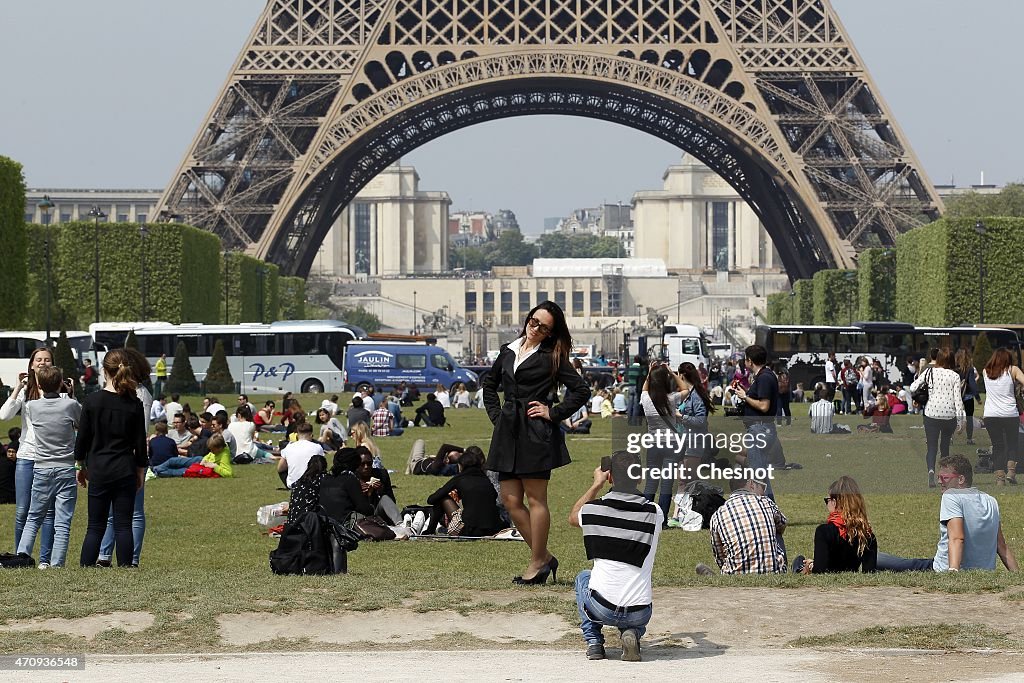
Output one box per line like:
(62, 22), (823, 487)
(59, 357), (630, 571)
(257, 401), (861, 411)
(145, 468), (157, 481)
(411, 511), (426, 535)
(402, 513), (413, 528)
(38, 562), (50, 570)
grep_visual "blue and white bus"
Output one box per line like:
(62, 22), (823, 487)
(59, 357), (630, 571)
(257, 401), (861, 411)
(0, 331), (95, 388)
(89, 320), (366, 394)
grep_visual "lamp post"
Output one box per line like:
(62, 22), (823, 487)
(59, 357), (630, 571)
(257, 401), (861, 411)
(760, 240), (766, 299)
(87, 206), (106, 324)
(676, 287), (681, 324)
(975, 221), (986, 324)
(38, 195), (54, 342)
(140, 224), (149, 321)
(635, 303), (642, 329)
(413, 290), (418, 334)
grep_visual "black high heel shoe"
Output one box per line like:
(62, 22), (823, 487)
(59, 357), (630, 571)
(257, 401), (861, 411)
(547, 556), (559, 584)
(513, 564), (552, 585)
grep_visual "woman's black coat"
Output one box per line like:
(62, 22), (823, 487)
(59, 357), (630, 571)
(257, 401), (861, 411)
(482, 338), (591, 474)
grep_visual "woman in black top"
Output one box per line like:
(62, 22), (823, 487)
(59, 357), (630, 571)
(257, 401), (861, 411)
(793, 476), (877, 574)
(75, 349), (148, 567)
(482, 301), (590, 584)
(319, 447), (375, 529)
(286, 454), (328, 522)
(425, 447), (502, 536)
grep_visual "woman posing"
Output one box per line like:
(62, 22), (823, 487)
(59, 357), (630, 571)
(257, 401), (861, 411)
(792, 476), (877, 574)
(910, 348), (965, 488)
(981, 348), (1024, 486)
(482, 302), (590, 584)
(75, 349), (148, 567)
(1, 347), (58, 565)
(640, 362), (686, 524)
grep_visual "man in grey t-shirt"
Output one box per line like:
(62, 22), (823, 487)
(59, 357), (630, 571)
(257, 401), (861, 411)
(877, 455), (1018, 572)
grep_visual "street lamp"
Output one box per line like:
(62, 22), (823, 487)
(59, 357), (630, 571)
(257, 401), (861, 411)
(676, 287), (681, 324)
(87, 206), (106, 323)
(140, 224), (149, 322)
(975, 221), (986, 324)
(759, 240), (767, 299)
(38, 195), (55, 342)
(413, 290), (418, 334)
(635, 303), (642, 329)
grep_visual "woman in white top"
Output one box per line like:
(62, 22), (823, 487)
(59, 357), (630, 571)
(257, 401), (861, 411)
(1, 346), (57, 565)
(434, 383), (451, 409)
(858, 358), (874, 410)
(589, 391), (604, 416)
(453, 383), (471, 408)
(640, 362), (687, 524)
(910, 348), (965, 488)
(981, 348), (1024, 485)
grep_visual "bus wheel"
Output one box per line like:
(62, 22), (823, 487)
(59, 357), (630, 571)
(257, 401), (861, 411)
(302, 379), (325, 394)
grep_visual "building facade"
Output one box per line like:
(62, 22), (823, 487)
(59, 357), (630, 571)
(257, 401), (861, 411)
(25, 189), (162, 224)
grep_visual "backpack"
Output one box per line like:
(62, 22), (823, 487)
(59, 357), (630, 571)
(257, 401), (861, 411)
(843, 367), (858, 389)
(0, 552), (36, 569)
(269, 512), (359, 575)
(683, 480), (726, 529)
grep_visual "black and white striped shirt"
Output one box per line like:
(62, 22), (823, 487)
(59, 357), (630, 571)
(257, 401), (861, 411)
(579, 491), (662, 607)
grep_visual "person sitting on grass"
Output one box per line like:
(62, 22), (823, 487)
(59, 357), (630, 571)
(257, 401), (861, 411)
(423, 447), (503, 536)
(792, 476), (877, 574)
(277, 422), (324, 489)
(350, 422), (383, 469)
(153, 433), (233, 478)
(858, 394), (893, 433)
(147, 420), (179, 471)
(319, 447), (376, 530)
(697, 473), (787, 575)
(282, 453), (329, 523)
(561, 404), (592, 434)
(315, 407), (346, 451)
(404, 440), (463, 476)
(876, 455), (1018, 572)
(372, 401), (404, 437)
(346, 396), (372, 435)
(809, 388), (849, 435)
(355, 448), (399, 523)
(413, 393), (447, 427)
(569, 450), (661, 662)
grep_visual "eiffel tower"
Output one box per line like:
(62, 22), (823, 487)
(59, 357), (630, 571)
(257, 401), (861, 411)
(153, 0), (942, 279)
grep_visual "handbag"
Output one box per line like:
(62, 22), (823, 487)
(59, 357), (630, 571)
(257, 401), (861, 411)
(353, 515), (396, 541)
(183, 462), (219, 478)
(911, 368), (932, 407)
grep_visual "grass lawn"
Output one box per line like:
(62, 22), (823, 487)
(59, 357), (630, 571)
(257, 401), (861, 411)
(1, 393), (1022, 654)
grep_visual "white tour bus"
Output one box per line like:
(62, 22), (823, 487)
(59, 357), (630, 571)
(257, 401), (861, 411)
(89, 320), (365, 394)
(0, 331), (95, 387)
(660, 324), (711, 370)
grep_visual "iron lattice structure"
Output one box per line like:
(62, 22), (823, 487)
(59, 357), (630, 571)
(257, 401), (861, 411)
(154, 0), (943, 278)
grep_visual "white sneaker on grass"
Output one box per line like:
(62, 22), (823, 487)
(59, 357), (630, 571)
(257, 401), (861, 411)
(37, 562), (50, 570)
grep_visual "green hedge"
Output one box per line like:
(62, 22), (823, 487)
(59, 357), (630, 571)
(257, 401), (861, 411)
(0, 157), (27, 327)
(766, 292), (794, 325)
(857, 248), (896, 321)
(896, 217), (1024, 325)
(812, 270), (859, 326)
(279, 277), (306, 320)
(793, 280), (814, 325)
(223, 253), (280, 323)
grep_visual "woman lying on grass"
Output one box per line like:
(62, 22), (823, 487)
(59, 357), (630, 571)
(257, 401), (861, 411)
(792, 476), (877, 574)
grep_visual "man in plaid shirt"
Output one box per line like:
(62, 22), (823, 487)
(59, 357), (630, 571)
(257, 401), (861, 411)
(372, 404), (403, 437)
(703, 474), (787, 574)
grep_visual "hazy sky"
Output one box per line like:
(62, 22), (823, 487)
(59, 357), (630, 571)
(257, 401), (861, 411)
(2, 0), (1019, 233)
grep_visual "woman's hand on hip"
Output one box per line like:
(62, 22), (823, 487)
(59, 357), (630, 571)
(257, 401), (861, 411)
(527, 401), (550, 421)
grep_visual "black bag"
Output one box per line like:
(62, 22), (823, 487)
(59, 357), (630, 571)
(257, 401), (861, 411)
(911, 368), (932, 407)
(233, 452), (254, 465)
(354, 515), (396, 541)
(0, 552), (36, 568)
(683, 481), (726, 529)
(269, 512), (359, 575)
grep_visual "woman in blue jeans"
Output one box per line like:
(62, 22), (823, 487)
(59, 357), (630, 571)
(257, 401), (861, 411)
(639, 363), (687, 523)
(1, 347), (58, 564)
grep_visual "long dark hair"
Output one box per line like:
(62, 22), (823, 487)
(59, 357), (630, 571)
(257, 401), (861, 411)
(296, 453), (327, 487)
(25, 346), (54, 402)
(679, 362), (716, 414)
(102, 348), (139, 398)
(647, 366), (676, 421)
(519, 300), (572, 384)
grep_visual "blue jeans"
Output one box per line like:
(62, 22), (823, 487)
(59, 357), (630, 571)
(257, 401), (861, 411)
(642, 445), (677, 520)
(153, 456), (203, 477)
(876, 552), (933, 572)
(575, 570), (652, 645)
(744, 422), (778, 501)
(98, 484), (145, 564)
(17, 466), (77, 566)
(14, 458), (54, 564)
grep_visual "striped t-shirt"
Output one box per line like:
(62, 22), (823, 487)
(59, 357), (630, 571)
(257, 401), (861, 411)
(579, 491), (662, 606)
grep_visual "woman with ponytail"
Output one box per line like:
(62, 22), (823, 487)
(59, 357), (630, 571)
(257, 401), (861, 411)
(75, 348), (148, 567)
(792, 476), (877, 574)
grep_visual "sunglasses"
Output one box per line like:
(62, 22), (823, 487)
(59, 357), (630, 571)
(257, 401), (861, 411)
(527, 317), (552, 335)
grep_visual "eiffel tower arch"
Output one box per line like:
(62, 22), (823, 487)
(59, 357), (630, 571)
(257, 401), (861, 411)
(154, 0), (943, 279)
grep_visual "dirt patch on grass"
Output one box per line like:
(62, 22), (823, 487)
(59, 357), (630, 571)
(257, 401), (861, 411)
(217, 610), (573, 647)
(0, 611), (155, 639)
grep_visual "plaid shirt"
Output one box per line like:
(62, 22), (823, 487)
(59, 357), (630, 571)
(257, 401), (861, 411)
(710, 489), (787, 574)
(371, 406), (393, 436)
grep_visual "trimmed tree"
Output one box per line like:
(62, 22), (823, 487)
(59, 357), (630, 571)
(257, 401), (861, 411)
(204, 339), (235, 394)
(812, 270), (858, 326)
(166, 341), (199, 395)
(793, 280), (814, 325)
(54, 330), (82, 400)
(0, 156), (27, 327)
(766, 292), (794, 325)
(857, 248), (896, 321)
(125, 330), (138, 350)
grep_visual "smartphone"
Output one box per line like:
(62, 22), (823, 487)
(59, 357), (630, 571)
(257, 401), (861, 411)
(600, 456), (612, 472)
(369, 476), (381, 486)
(18, 372), (28, 383)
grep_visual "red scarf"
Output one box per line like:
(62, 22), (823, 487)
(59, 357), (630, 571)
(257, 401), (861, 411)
(827, 511), (848, 540)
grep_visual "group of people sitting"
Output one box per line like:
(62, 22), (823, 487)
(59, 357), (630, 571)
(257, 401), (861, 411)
(694, 455), (1017, 576)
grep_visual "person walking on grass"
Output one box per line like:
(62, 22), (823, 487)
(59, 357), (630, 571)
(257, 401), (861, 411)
(75, 349), (148, 568)
(910, 348), (965, 488)
(981, 348), (1024, 486)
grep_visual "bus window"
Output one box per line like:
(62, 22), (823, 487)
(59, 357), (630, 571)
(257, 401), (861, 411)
(771, 331), (801, 354)
(836, 332), (867, 354)
(177, 335), (202, 357)
(290, 333), (321, 355)
(869, 333), (912, 356)
(207, 335), (234, 356)
(397, 354), (426, 370)
(680, 338), (701, 355)
(239, 333), (269, 355)
(806, 332), (836, 354)
(0, 337), (23, 358)
(432, 353), (453, 372)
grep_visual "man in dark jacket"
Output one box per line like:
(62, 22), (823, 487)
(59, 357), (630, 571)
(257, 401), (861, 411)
(346, 396), (372, 434)
(414, 393), (446, 427)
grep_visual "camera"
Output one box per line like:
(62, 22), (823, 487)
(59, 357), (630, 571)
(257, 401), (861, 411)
(600, 456), (612, 472)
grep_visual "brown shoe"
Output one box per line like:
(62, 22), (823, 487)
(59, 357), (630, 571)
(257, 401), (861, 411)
(1007, 461), (1018, 485)
(996, 470), (1007, 486)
